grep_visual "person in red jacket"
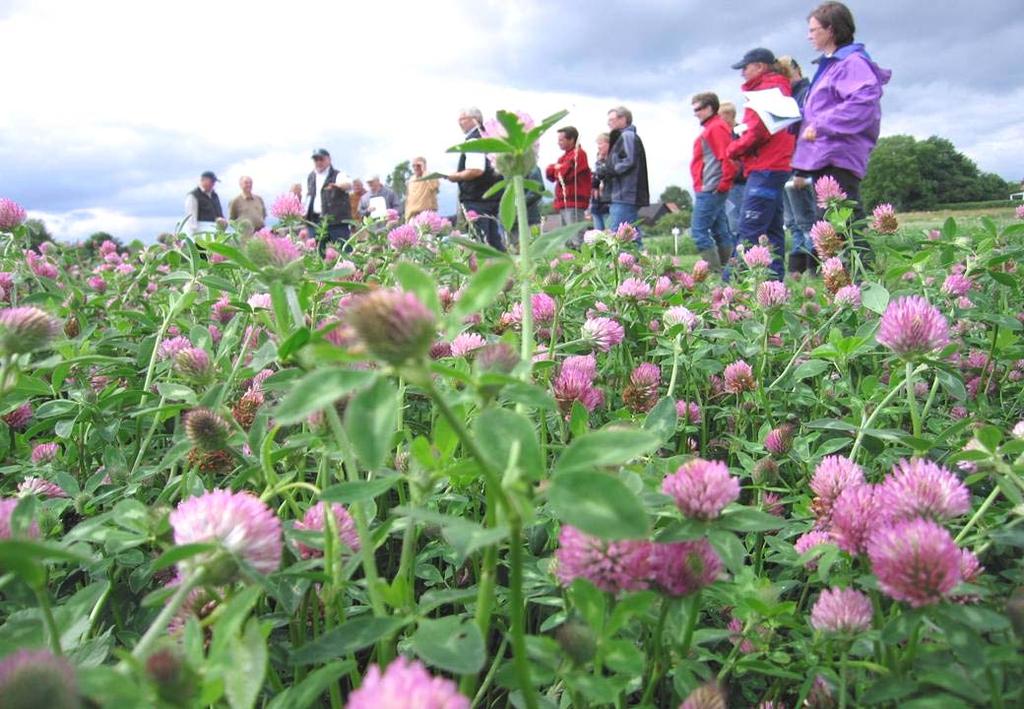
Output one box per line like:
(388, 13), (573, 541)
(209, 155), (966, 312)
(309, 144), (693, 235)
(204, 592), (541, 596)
(545, 126), (593, 226)
(690, 91), (737, 272)
(725, 47), (797, 280)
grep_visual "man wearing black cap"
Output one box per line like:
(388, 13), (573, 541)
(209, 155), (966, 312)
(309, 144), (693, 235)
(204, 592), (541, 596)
(306, 148), (353, 251)
(184, 171), (225, 235)
(724, 48), (796, 281)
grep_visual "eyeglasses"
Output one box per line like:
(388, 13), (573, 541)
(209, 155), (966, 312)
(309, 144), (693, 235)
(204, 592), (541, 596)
(693, 106), (707, 113)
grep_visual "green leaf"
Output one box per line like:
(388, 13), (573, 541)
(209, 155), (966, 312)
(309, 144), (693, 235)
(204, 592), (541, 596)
(718, 507), (785, 533)
(150, 543), (218, 571)
(473, 408), (543, 480)
(277, 327), (311, 360)
(320, 477), (398, 504)
(449, 260), (514, 326)
(708, 529), (747, 575)
(499, 184), (517, 232)
(225, 618), (267, 709)
(156, 382), (197, 403)
(0, 540), (91, 587)
(643, 397), (677, 443)
(344, 377), (399, 471)
(272, 369), (377, 425)
(397, 507), (509, 562)
(861, 282), (890, 315)
(394, 262), (441, 318)
(410, 616), (485, 674)
(266, 660), (355, 709)
(555, 429), (660, 475)
(447, 137), (512, 154)
(290, 615), (411, 665)
(792, 359), (829, 382)
(548, 471), (650, 540)
(975, 425), (1002, 452)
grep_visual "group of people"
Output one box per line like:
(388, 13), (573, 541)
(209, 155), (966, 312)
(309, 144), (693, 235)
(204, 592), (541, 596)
(185, 2), (891, 281)
(690, 1), (891, 279)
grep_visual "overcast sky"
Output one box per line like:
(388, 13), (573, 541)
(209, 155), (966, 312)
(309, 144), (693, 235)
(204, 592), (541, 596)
(2, 0), (1022, 242)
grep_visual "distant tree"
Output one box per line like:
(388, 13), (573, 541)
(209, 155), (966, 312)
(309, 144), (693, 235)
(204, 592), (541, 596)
(863, 135), (1012, 210)
(23, 218), (52, 250)
(659, 185), (693, 210)
(386, 160), (413, 198)
(81, 231), (122, 257)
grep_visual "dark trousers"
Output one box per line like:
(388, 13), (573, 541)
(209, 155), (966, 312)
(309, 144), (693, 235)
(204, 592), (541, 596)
(735, 169), (789, 280)
(462, 201), (505, 252)
(309, 213), (351, 255)
(810, 165), (870, 261)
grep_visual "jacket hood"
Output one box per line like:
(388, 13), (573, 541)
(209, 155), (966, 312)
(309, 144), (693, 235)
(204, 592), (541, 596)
(813, 43), (892, 86)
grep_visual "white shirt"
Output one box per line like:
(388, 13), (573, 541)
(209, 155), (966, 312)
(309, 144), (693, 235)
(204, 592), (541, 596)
(310, 168), (352, 215)
(184, 189), (217, 234)
(463, 129), (486, 171)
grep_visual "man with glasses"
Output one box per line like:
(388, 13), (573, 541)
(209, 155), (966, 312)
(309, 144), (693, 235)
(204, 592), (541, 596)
(449, 107), (504, 251)
(405, 157), (439, 220)
(305, 148), (352, 252)
(689, 92), (737, 273)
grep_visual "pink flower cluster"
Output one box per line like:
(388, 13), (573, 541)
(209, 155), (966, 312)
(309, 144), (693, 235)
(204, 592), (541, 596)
(554, 525), (721, 597)
(270, 193), (305, 219)
(814, 175), (847, 208)
(870, 203), (899, 234)
(450, 332), (486, 357)
(293, 502), (360, 558)
(409, 210), (452, 235)
(756, 280), (790, 308)
(387, 224), (420, 251)
(552, 354), (603, 414)
(616, 278), (651, 299)
(662, 458), (740, 520)
(742, 245), (773, 269)
(723, 360), (755, 394)
(0, 198), (28, 231)
(877, 296), (949, 358)
(581, 317), (625, 352)
(25, 249), (58, 279)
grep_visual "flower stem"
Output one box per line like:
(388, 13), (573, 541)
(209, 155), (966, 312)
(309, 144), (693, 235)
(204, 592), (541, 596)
(849, 363), (927, 461)
(508, 521), (537, 709)
(904, 361), (922, 442)
(839, 648), (849, 709)
(512, 175), (534, 368)
(129, 567), (206, 663)
(33, 583), (62, 656)
(955, 486), (1000, 544)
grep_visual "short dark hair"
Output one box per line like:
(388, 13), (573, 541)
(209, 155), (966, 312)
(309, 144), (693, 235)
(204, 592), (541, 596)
(691, 92), (720, 114)
(558, 126), (579, 143)
(809, 2), (856, 47)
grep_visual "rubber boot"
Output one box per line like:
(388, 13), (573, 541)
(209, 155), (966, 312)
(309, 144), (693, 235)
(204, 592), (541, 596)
(717, 243), (733, 269)
(805, 252), (819, 275)
(788, 252), (805, 275)
(699, 248), (722, 272)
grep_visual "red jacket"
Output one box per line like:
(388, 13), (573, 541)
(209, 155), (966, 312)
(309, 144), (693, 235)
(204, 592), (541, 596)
(726, 71), (796, 174)
(545, 146), (593, 210)
(691, 114), (737, 193)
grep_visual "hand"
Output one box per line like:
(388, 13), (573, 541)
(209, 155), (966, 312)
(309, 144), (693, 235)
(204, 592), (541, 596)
(793, 176), (809, 190)
(215, 217), (228, 228)
(802, 126), (817, 141)
(447, 173), (460, 182)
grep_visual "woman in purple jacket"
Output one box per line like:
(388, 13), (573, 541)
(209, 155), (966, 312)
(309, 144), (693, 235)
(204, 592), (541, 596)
(793, 2), (891, 255)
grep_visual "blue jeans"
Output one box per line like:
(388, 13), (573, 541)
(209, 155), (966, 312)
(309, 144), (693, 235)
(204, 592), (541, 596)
(784, 177), (816, 255)
(607, 202), (639, 233)
(462, 201), (505, 252)
(736, 170), (789, 280)
(724, 182), (745, 237)
(690, 191), (732, 253)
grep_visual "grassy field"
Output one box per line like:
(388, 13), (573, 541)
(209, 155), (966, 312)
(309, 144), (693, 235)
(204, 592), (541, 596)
(643, 205), (1020, 261)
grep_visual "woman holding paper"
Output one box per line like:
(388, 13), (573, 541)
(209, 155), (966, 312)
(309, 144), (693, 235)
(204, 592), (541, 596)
(793, 1), (891, 256)
(725, 47), (797, 281)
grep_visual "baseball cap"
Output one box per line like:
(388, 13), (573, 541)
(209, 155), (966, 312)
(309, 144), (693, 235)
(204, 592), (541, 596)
(731, 48), (776, 69)
(311, 148), (330, 159)
(200, 171), (219, 182)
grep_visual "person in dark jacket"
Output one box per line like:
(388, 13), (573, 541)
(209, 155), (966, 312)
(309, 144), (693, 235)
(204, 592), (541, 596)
(449, 107), (504, 251)
(793, 1), (891, 264)
(726, 48), (797, 280)
(184, 171), (225, 235)
(597, 106), (649, 235)
(689, 92), (737, 272)
(779, 56), (818, 274)
(305, 149), (353, 252)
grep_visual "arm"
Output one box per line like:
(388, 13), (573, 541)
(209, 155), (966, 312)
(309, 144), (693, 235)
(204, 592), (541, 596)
(229, 197), (240, 220)
(607, 132), (636, 176)
(184, 194), (198, 233)
(806, 59), (884, 138)
(726, 108), (770, 160)
(708, 126), (738, 192)
(259, 197), (267, 219)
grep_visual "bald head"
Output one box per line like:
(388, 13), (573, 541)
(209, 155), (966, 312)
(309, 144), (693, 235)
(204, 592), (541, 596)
(239, 176), (253, 195)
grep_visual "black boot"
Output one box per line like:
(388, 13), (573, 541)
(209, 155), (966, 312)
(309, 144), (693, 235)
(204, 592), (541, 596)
(788, 252), (805, 275)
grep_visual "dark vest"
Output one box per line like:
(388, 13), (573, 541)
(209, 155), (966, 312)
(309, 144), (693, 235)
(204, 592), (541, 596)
(190, 188), (223, 222)
(457, 128), (501, 205)
(306, 167), (352, 223)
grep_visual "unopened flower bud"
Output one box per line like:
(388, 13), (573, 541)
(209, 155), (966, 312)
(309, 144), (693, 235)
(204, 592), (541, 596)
(555, 617), (597, 665)
(184, 407), (231, 451)
(0, 306), (61, 354)
(346, 289), (436, 365)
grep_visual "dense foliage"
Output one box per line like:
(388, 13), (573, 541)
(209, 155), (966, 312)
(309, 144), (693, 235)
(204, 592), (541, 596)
(1, 114), (1024, 709)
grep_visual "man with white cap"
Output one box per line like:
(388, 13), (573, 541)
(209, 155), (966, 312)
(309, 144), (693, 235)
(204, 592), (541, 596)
(184, 171), (226, 235)
(305, 148), (353, 250)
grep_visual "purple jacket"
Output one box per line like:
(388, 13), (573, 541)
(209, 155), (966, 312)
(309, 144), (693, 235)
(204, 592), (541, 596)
(792, 44), (892, 179)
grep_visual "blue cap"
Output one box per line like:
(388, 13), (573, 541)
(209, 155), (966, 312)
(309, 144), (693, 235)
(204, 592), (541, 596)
(731, 48), (776, 69)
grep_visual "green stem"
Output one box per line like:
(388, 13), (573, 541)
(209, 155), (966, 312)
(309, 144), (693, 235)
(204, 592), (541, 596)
(129, 567), (206, 662)
(640, 599), (673, 706)
(679, 591), (702, 662)
(666, 335), (682, 399)
(512, 175), (535, 368)
(849, 363), (927, 461)
(839, 648), (849, 709)
(904, 361), (922, 442)
(955, 486), (1000, 543)
(33, 583), (62, 656)
(508, 522), (537, 709)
